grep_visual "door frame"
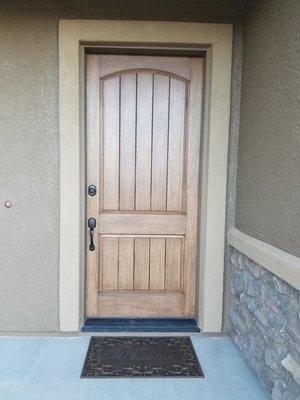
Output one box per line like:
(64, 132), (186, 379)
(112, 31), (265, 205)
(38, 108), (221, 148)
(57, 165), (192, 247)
(59, 20), (233, 332)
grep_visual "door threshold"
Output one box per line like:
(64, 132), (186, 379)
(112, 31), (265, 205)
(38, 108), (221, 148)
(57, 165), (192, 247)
(81, 318), (200, 333)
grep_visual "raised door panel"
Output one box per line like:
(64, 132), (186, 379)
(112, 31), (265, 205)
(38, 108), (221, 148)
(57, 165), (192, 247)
(100, 71), (187, 213)
(99, 236), (184, 293)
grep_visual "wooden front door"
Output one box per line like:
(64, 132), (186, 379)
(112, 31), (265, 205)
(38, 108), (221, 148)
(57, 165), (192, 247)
(86, 54), (203, 318)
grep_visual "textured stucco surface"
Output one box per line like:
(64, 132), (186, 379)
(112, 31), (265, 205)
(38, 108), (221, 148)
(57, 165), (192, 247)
(236, 0), (300, 257)
(0, 1), (245, 332)
(223, 21), (244, 331)
(0, 12), (59, 331)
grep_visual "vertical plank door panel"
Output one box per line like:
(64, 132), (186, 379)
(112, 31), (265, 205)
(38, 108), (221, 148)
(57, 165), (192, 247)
(135, 73), (153, 210)
(102, 77), (120, 210)
(134, 238), (150, 290)
(118, 237), (134, 290)
(151, 75), (169, 211)
(119, 74), (136, 210)
(165, 238), (182, 291)
(167, 78), (186, 211)
(101, 237), (119, 290)
(149, 238), (166, 290)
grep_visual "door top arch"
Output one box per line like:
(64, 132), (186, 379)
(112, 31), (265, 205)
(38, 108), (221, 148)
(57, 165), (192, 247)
(101, 68), (190, 83)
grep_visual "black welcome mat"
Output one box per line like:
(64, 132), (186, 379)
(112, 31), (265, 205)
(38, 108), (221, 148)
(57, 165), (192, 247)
(81, 336), (204, 378)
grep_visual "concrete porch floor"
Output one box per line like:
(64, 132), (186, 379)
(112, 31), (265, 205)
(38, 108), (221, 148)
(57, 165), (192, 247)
(0, 336), (270, 400)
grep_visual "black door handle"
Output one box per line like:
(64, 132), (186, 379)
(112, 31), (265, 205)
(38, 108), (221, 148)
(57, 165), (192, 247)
(88, 217), (96, 251)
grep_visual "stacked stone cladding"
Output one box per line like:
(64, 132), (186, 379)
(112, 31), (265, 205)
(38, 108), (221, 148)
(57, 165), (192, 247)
(230, 249), (300, 400)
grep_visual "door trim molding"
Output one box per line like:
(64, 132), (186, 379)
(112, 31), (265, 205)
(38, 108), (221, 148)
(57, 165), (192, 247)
(59, 20), (233, 332)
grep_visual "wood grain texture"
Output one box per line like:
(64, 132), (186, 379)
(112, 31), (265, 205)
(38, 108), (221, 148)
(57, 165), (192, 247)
(135, 73), (153, 210)
(165, 238), (182, 291)
(134, 238), (150, 290)
(98, 292), (184, 317)
(149, 238), (166, 290)
(167, 78), (187, 211)
(99, 213), (186, 235)
(118, 237), (134, 290)
(119, 74), (136, 210)
(151, 75), (169, 211)
(86, 55), (203, 318)
(101, 237), (119, 290)
(99, 236), (184, 294)
(97, 55), (192, 81)
(183, 58), (203, 316)
(102, 77), (120, 210)
(86, 55), (100, 316)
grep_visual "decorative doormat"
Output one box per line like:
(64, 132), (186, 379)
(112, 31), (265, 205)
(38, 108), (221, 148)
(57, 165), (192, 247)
(81, 336), (204, 378)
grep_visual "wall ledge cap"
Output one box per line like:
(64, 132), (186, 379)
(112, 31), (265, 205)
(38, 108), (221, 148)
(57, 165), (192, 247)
(228, 228), (300, 291)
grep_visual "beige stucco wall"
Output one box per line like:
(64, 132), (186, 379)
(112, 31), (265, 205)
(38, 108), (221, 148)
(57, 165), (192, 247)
(0, 8), (59, 331)
(236, 0), (300, 257)
(0, 0), (245, 332)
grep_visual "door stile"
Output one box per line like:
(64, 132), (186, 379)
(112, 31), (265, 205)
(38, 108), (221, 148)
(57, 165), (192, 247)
(86, 55), (100, 316)
(183, 58), (203, 316)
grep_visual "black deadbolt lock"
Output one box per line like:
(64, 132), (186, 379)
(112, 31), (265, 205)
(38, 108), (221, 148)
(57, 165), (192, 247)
(88, 184), (97, 197)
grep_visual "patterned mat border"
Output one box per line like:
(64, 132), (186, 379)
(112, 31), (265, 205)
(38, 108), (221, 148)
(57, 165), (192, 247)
(81, 336), (204, 379)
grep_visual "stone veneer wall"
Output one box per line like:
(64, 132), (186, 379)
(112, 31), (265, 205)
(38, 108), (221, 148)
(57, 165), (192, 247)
(229, 249), (300, 400)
